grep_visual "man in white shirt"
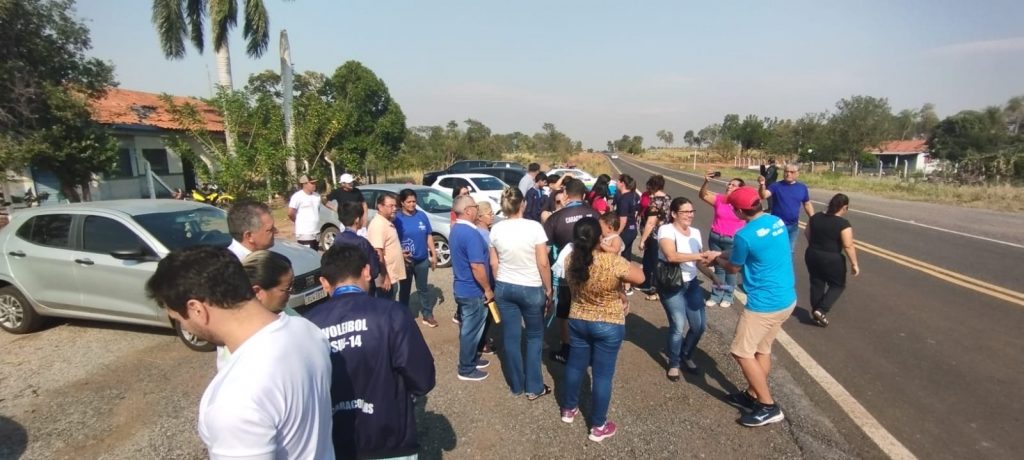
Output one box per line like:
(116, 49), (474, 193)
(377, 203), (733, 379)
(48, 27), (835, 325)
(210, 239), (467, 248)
(289, 175), (322, 251)
(145, 246), (334, 459)
(518, 163), (541, 197)
(226, 201), (276, 260)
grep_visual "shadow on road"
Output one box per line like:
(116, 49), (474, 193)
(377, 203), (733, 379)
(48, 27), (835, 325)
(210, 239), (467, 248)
(624, 311), (668, 369)
(790, 306), (818, 326)
(0, 415), (28, 459)
(415, 395), (456, 460)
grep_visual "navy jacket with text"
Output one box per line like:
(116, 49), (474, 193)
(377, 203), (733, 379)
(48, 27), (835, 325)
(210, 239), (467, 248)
(303, 290), (436, 460)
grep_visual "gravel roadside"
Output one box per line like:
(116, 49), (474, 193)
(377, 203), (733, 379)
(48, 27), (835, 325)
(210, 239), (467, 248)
(0, 210), (855, 459)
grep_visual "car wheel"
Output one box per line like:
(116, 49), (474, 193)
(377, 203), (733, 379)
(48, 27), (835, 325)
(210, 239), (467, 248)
(319, 225), (339, 251)
(0, 286), (43, 334)
(173, 320), (216, 352)
(433, 234), (452, 268)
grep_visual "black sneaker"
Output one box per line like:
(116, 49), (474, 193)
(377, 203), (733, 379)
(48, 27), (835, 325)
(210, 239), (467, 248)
(740, 403), (785, 427)
(812, 309), (829, 327)
(724, 391), (758, 412)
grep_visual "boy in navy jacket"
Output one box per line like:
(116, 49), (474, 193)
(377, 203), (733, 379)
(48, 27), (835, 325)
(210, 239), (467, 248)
(305, 244), (436, 459)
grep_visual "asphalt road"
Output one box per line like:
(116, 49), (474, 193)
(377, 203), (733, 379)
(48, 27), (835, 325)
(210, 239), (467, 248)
(611, 155), (1024, 460)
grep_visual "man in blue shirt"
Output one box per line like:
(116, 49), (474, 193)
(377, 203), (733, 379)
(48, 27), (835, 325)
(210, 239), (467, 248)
(449, 195), (493, 381)
(334, 201), (383, 293)
(758, 164), (814, 252)
(714, 186), (797, 428)
(305, 243), (435, 460)
(524, 172), (548, 222)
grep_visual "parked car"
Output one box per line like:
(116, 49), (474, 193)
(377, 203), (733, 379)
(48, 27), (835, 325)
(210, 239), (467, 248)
(0, 200), (325, 351)
(546, 168), (598, 189)
(421, 160), (495, 186)
(429, 173), (509, 215)
(468, 167), (526, 188)
(318, 184), (454, 268)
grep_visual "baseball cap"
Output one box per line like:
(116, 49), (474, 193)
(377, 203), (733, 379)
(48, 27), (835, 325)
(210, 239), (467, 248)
(727, 186), (760, 211)
(339, 173), (355, 184)
(298, 174), (318, 184)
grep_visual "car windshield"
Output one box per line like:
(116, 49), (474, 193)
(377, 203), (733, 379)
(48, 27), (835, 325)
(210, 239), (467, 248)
(415, 188), (453, 214)
(473, 176), (506, 191)
(132, 207), (233, 251)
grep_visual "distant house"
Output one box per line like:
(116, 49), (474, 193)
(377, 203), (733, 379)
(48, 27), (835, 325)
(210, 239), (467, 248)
(5, 88), (223, 205)
(871, 139), (935, 173)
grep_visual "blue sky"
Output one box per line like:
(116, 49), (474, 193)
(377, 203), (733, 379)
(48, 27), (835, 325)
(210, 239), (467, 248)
(78, 0), (1024, 148)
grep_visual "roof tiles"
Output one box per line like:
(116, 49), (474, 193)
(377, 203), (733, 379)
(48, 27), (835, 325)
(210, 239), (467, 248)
(89, 88), (224, 132)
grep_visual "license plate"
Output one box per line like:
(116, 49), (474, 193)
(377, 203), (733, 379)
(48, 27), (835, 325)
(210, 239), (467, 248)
(304, 289), (327, 305)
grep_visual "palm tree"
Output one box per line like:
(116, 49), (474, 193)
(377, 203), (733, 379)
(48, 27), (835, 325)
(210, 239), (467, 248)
(151, 0), (283, 156)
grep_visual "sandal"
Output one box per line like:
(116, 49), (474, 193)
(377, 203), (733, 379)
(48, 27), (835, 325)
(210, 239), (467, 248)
(527, 384), (552, 401)
(645, 293), (659, 301)
(667, 367), (681, 382)
(812, 310), (829, 327)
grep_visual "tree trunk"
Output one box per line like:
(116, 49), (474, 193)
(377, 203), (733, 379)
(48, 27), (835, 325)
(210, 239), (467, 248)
(60, 182), (81, 203)
(215, 44), (238, 157)
(280, 30), (298, 177)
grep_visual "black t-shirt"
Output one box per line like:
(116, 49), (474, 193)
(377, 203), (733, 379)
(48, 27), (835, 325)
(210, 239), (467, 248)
(807, 213), (850, 253)
(327, 188), (365, 207)
(543, 201), (597, 250)
(615, 191), (639, 231)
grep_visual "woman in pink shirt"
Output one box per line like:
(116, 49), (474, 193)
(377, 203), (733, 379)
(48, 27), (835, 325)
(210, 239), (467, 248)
(698, 172), (746, 308)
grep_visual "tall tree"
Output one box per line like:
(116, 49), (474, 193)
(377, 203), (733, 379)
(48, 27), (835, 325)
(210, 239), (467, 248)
(928, 110), (1009, 162)
(683, 129), (695, 147)
(1, 0), (119, 201)
(1005, 96), (1024, 135)
(655, 129), (674, 147)
(151, 0), (288, 157)
(918, 103), (939, 138)
(721, 114), (741, 141)
(827, 95), (893, 165)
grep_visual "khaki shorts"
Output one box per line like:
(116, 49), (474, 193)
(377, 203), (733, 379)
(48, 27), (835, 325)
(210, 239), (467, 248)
(730, 303), (796, 358)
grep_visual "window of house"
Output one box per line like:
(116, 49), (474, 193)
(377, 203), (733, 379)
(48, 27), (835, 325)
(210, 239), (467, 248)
(142, 149), (170, 175)
(106, 148), (135, 178)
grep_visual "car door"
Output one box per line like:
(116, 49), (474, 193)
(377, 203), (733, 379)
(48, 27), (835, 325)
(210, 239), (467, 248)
(361, 189), (379, 221)
(5, 213), (81, 309)
(72, 214), (162, 322)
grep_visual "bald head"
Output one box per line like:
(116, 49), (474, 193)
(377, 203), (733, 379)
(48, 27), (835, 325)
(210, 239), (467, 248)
(453, 195), (478, 218)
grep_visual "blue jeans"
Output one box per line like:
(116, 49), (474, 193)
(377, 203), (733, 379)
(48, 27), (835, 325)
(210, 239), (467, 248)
(495, 281), (545, 395)
(455, 296), (487, 376)
(639, 236), (659, 291)
(399, 258), (432, 317)
(657, 280), (706, 368)
(562, 319), (625, 428)
(708, 231), (737, 303)
(786, 223), (799, 253)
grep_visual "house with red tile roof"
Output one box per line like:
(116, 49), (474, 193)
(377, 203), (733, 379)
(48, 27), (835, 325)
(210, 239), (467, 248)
(82, 88), (224, 200)
(871, 139), (937, 173)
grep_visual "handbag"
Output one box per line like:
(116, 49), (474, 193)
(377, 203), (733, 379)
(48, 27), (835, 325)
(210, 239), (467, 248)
(654, 229), (688, 290)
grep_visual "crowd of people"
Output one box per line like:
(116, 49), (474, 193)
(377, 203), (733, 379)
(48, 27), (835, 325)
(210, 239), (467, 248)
(146, 162), (861, 457)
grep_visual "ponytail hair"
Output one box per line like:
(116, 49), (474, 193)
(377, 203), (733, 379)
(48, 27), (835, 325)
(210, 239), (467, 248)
(826, 193), (849, 215)
(567, 217), (601, 288)
(242, 250), (293, 290)
(500, 186), (524, 217)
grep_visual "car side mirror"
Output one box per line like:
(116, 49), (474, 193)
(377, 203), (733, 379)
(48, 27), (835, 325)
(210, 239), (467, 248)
(110, 248), (158, 262)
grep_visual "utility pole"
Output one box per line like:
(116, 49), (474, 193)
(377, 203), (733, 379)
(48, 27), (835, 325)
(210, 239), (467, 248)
(280, 30), (298, 177)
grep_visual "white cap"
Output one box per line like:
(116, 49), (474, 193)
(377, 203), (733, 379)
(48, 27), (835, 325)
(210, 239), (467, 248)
(339, 173), (355, 184)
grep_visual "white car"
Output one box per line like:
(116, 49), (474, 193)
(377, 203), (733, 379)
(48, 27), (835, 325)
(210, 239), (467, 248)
(611, 154), (620, 159)
(430, 173), (509, 215)
(546, 168), (598, 189)
(0, 200), (325, 351)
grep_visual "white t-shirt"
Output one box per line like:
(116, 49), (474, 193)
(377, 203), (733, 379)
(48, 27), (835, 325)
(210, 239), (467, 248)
(199, 315), (334, 460)
(489, 218), (548, 287)
(656, 224), (702, 282)
(288, 191), (321, 239)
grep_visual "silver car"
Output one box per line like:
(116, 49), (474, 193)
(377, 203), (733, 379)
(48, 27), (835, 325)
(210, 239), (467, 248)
(0, 200), (325, 351)
(319, 184), (454, 268)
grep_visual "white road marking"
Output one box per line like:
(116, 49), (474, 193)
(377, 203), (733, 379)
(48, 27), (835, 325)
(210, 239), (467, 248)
(616, 158), (1024, 250)
(729, 288), (918, 460)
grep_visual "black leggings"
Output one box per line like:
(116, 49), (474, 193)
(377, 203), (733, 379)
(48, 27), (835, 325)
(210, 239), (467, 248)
(805, 248), (847, 314)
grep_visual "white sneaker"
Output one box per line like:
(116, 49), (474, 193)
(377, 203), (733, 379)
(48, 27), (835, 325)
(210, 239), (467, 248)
(705, 299), (718, 308)
(720, 301), (732, 308)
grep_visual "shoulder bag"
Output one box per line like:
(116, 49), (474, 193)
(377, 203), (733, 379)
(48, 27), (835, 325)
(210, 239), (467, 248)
(654, 228), (688, 290)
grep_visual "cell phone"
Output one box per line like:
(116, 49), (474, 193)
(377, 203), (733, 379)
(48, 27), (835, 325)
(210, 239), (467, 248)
(711, 171), (722, 178)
